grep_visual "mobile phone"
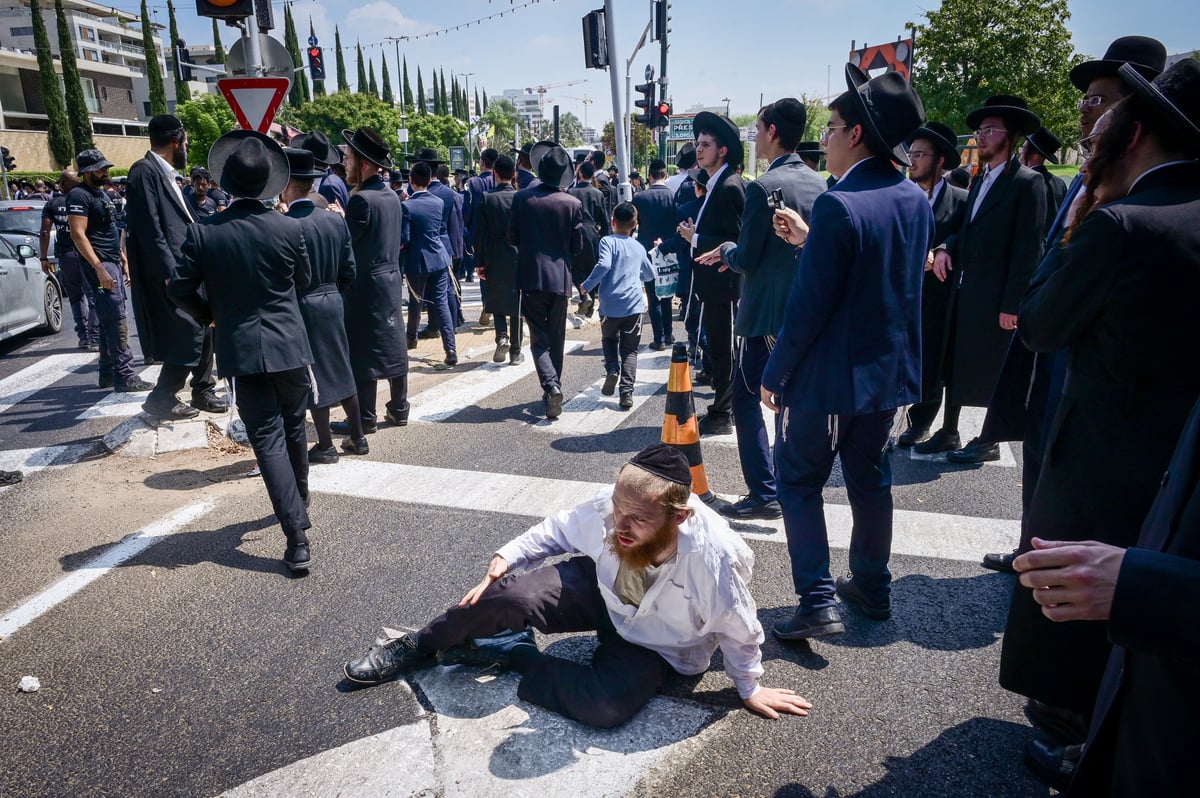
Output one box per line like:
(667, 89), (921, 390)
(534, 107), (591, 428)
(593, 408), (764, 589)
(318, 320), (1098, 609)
(767, 188), (786, 211)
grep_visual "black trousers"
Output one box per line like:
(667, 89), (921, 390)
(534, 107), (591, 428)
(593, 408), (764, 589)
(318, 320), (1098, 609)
(521, 290), (568, 392)
(146, 328), (217, 408)
(699, 297), (736, 419)
(419, 557), (674, 728)
(234, 368), (311, 542)
(356, 376), (408, 426)
(600, 314), (642, 393)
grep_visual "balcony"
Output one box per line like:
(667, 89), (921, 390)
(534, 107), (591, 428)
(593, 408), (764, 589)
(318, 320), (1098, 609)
(96, 38), (146, 58)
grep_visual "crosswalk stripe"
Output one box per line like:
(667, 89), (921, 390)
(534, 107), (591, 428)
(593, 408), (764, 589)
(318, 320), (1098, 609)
(0, 443), (96, 488)
(531, 350), (673, 434)
(0, 353), (95, 416)
(309, 459), (1019, 563)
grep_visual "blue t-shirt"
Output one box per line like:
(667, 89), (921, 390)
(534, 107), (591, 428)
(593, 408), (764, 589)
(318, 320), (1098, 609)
(582, 234), (655, 318)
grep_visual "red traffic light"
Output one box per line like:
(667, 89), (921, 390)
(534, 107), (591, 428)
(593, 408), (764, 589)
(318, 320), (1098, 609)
(308, 47), (320, 57)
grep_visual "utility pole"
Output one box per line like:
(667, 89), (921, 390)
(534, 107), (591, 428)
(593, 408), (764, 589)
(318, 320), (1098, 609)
(657, 1), (670, 161)
(602, 0), (631, 201)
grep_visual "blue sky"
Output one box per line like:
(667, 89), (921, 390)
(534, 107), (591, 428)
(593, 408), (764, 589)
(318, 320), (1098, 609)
(136, 0), (1192, 127)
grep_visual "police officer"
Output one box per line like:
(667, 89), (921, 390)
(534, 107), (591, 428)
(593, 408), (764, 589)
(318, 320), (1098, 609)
(40, 168), (96, 349)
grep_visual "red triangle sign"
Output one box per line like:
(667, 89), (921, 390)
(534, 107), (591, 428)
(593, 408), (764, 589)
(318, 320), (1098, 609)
(218, 77), (291, 134)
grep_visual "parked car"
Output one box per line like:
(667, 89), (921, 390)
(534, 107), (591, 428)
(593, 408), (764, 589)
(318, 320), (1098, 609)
(0, 235), (63, 342)
(0, 199), (55, 267)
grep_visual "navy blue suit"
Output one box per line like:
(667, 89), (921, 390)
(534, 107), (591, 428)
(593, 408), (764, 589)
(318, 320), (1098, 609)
(403, 190), (456, 354)
(762, 157), (934, 611)
(632, 184), (678, 346)
(428, 179), (465, 326)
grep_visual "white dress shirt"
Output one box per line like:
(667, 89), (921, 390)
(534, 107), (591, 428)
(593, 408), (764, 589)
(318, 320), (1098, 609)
(691, 161), (729, 255)
(149, 150), (193, 222)
(970, 160), (1007, 221)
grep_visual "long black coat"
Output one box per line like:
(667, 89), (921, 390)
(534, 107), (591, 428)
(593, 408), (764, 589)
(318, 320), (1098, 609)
(1000, 162), (1200, 713)
(287, 201), (357, 408)
(921, 181), (968, 401)
(944, 157), (1045, 406)
(344, 175), (408, 381)
(691, 165), (745, 302)
(169, 200), (312, 377)
(476, 185), (520, 316)
(567, 183), (610, 287)
(124, 152), (205, 366)
(1031, 163), (1067, 237)
(508, 184), (583, 297)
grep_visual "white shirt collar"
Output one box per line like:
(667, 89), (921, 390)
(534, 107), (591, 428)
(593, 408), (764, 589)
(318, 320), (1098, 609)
(927, 178), (945, 207)
(836, 156), (871, 183)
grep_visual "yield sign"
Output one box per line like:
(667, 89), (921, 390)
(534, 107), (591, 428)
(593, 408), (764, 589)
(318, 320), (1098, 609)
(218, 77), (291, 134)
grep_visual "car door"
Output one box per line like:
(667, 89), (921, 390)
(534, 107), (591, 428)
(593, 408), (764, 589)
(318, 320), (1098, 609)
(0, 236), (17, 335)
(0, 235), (38, 331)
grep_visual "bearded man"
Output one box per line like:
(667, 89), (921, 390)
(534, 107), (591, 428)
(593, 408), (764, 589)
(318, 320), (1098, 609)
(343, 443), (813, 728)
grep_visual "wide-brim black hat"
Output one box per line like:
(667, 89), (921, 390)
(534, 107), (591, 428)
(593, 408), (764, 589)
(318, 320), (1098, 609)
(965, 95), (1041, 138)
(675, 141), (696, 169)
(1071, 36), (1167, 92)
(528, 140), (561, 181)
(845, 64), (926, 167)
(1025, 127), (1062, 164)
(209, 130), (289, 201)
(290, 130), (341, 166)
(693, 111), (743, 166)
(1119, 59), (1200, 154)
(534, 143), (575, 190)
(406, 146), (446, 166)
(341, 127), (394, 170)
(283, 147), (326, 180)
(907, 121), (961, 169)
(794, 141), (824, 160)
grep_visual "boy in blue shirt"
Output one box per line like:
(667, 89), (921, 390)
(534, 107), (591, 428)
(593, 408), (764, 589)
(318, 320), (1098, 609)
(582, 202), (655, 409)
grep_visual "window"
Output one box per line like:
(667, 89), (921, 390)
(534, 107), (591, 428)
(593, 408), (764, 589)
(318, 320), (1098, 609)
(80, 77), (99, 114)
(9, 26), (34, 37)
(83, 49), (99, 62)
(100, 86), (108, 101)
(126, 89), (133, 103)
(79, 27), (95, 42)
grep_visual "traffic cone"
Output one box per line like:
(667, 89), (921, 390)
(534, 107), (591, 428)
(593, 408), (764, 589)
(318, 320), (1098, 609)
(661, 342), (719, 505)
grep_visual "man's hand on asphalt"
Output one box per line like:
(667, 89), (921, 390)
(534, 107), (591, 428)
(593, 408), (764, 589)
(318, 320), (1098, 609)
(459, 554), (509, 606)
(1013, 537), (1126, 622)
(744, 687), (813, 719)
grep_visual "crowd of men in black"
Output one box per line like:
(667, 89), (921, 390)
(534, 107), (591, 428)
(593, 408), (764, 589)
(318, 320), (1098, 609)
(4, 30), (1198, 794)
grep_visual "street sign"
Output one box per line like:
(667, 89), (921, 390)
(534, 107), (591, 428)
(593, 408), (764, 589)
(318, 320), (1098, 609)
(449, 146), (467, 170)
(667, 115), (694, 142)
(227, 34), (295, 77)
(644, 64), (654, 82)
(218, 77), (291, 133)
(307, 35), (318, 47)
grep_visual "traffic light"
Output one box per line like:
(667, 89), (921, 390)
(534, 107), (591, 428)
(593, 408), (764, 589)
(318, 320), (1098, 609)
(307, 46), (326, 81)
(654, 101), (671, 128)
(2, 147), (15, 173)
(195, 0), (253, 20)
(581, 9), (608, 69)
(174, 40), (193, 82)
(634, 81), (656, 127)
(652, 1), (671, 43)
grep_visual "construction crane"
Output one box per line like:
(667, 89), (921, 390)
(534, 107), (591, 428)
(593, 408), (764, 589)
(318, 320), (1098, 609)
(561, 94), (594, 129)
(524, 79), (587, 109)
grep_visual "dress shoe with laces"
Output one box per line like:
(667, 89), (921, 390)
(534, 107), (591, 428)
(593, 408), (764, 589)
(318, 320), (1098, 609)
(619, 391), (634, 409)
(836, 574), (891, 620)
(648, 341), (666, 352)
(283, 542), (312, 571)
(444, 350), (458, 366)
(772, 605), (845, 640)
(344, 633), (436, 684)
(982, 550), (1018, 574)
(698, 413), (733, 436)
(545, 388), (563, 419)
(1025, 699), (1090, 746)
(897, 425), (930, 447)
(493, 337), (510, 363)
(1024, 734), (1082, 792)
(308, 444), (339, 464)
(385, 404), (409, 426)
(143, 399), (200, 421)
(602, 373), (618, 396)
(947, 437), (1001, 464)
(438, 627), (537, 670)
(913, 428), (960, 454)
(331, 419), (377, 435)
(720, 495), (784, 520)
(417, 326), (439, 340)
(190, 392), (228, 413)
(341, 436), (370, 456)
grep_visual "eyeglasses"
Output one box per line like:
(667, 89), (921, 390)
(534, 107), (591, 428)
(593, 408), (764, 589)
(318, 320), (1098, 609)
(1075, 131), (1102, 156)
(973, 128), (1005, 139)
(907, 151), (935, 161)
(820, 124), (847, 144)
(1077, 95), (1107, 111)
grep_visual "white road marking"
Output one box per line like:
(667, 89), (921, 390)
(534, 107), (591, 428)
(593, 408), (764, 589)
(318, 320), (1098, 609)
(0, 353), (95, 416)
(532, 350), (672, 434)
(903, 404), (1017, 467)
(0, 499), (215, 642)
(310, 460), (1019, 563)
(0, 443), (97, 479)
(75, 365), (162, 419)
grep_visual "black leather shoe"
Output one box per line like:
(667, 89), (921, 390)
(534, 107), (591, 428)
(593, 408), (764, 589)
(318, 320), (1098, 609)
(407, 336), (419, 350)
(344, 633), (436, 684)
(1025, 699), (1090, 745)
(602, 373), (618, 396)
(444, 350), (459, 366)
(721, 495), (784, 520)
(698, 413), (733, 436)
(340, 436), (370, 456)
(836, 574), (891, 620)
(308, 444), (339, 464)
(897, 425), (930, 447)
(385, 404), (409, 426)
(283, 542), (312, 571)
(619, 391), (634, 409)
(947, 437), (1001, 464)
(648, 341), (666, 351)
(98, 373), (114, 389)
(0, 469), (23, 486)
(509, 351), (525, 365)
(114, 377), (154, 392)
(493, 337), (510, 363)
(438, 627), (537, 670)
(143, 399), (200, 421)
(1024, 735), (1083, 792)
(330, 419), (377, 435)
(578, 295), (595, 317)
(913, 428), (961, 454)
(190, 393), (228, 413)
(982, 550), (1018, 574)
(772, 606), (845, 640)
(544, 389), (563, 419)
(417, 326), (439, 340)
(693, 371), (712, 386)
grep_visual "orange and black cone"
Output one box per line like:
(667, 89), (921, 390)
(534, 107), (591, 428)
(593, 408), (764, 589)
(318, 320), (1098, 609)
(661, 342), (718, 505)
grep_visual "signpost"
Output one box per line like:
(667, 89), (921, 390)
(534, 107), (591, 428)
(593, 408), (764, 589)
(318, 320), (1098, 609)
(448, 146), (467, 171)
(667, 115), (693, 142)
(218, 77), (291, 133)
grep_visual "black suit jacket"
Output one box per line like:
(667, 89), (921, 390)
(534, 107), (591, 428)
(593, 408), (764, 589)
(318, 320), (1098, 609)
(1031, 164), (1068, 237)
(344, 175), (408, 380)
(921, 181), (968, 398)
(124, 152), (205, 365)
(170, 199), (312, 377)
(691, 164), (745, 302)
(631, 184), (676, 251)
(508, 184), (583, 296)
(476, 185), (520, 316)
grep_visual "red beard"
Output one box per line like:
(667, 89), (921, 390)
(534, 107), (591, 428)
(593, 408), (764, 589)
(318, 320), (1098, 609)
(606, 517), (678, 570)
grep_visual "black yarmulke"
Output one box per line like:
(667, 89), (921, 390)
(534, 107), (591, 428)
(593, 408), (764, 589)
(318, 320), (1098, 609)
(629, 443), (692, 486)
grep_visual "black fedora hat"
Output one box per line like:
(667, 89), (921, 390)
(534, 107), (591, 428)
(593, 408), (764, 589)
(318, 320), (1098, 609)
(845, 63), (926, 167)
(341, 127), (394, 170)
(535, 143), (575, 189)
(529, 140), (560, 177)
(1071, 35), (1167, 92)
(1119, 58), (1200, 154)
(907, 120), (961, 169)
(1025, 127), (1062, 164)
(406, 146), (446, 166)
(675, 141), (696, 169)
(795, 141), (824, 159)
(283, 147), (326, 179)
(693, 111), (743, 166)
(290, 131), (341, 166)
(209, 130), (289, 201)
(965, 95), (1041, 138)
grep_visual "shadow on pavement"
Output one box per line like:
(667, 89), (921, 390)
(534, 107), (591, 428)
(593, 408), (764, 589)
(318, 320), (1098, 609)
(143, 460), (256, 490)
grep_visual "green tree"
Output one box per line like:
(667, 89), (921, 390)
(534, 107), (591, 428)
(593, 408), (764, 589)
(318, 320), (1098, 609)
(481, 88), (489, 113)
(355, 43), (368, 95)
(212, 19), (225, 65)
(450, 75), (459, 118)
(165, 0), (189, 109)
(402, 57), (413, 111)
(334, 27), (349, 93)
(602, 117), (654, 173)
(439, 69), (449, 116)
(910, 0), (1081, 147)
(140, 0), (168, 116)
(474, 88), (481, 118)
(309, 19), (324, 97)
(30, 0), (72, 167)
(175, 93), (236, 169)
(282, 4), (310, 106)
(417, 67), (427, 115)
(482, 99), (519, 148)
(368, 60), (378, 98)
(381, 53), (394, 106)
(801, 94), (830, 143)
(279, 92), (404, 155)
(56, 0), (93, 153)
(431, 69), (442, 115)
(405, 113), (468, 160)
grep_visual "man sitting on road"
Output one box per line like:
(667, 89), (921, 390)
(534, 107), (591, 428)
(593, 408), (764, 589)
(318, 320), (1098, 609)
(344, 443), (813, 728)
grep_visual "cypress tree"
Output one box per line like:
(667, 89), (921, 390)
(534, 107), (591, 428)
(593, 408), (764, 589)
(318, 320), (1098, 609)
(439, 69), (449, 116)
(282, 4), (309, 106)
(334, 27), (349, 93)
(212, 19), (225, 64)
(355, 43), (367, 95)
(474, 87), (481, 119)
(368, 60), (378, 98)
(140, 0), (168, 115)
(31, 0), (72, 167)
(56, 0), (93, 152)
(481, 88), (488, 113)
(416, 67), (426, 115)
(431, 69), (441, 115)
(450, 75), (459, 118)
(165, 0), (189, 109)
(402, 56), (413, 112)
(381, 54), (393, 105)
(461, 86), (469, 121)
(309, 19), (324, 97)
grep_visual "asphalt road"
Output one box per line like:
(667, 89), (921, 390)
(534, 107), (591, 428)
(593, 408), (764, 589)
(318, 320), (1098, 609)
(0, 301), (1054, 798)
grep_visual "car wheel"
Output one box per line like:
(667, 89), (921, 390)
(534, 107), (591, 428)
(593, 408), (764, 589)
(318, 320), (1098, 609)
(41, 279), (63, 334)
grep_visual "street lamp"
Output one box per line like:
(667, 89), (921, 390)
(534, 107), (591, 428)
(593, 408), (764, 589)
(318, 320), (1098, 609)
(399, 112), (409, 159)
(722, 97), (731, 117)
(385, 36), (409, 109)
(455, 71), (476, 168)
